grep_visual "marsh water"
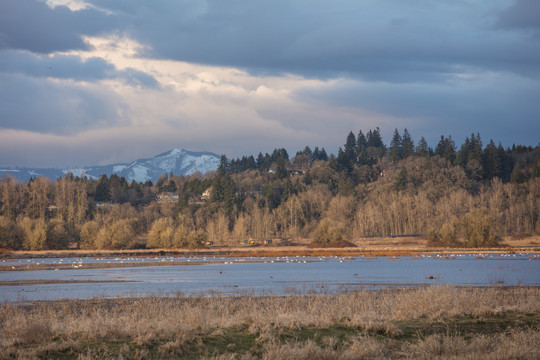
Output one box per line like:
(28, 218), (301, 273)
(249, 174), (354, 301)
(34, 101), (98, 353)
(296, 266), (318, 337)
(1, 254), (539, 302)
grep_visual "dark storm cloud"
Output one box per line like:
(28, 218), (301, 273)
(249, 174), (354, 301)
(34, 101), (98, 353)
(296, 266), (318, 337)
(496, 0), (540, 31)
(0, 0), (113, 54)
(86, 0), (540, 81)
(0, 50), (113, 80)
(0, 72), (121, 134)
(3, 1), (539, 81)
(0, 50), (159, 88)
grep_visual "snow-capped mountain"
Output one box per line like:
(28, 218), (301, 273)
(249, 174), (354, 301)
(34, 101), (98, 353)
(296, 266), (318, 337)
(0, 149), (221, 183)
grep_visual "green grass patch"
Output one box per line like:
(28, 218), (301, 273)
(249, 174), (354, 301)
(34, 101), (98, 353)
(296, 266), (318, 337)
(277, 324), (358, 346)
(199, 326), (258, 359)
(3, 312), (539, 359)
(395, 311), (540, 341)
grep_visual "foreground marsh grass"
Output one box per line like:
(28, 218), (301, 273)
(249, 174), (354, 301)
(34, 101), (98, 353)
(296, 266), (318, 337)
(1, 286), (539, 359)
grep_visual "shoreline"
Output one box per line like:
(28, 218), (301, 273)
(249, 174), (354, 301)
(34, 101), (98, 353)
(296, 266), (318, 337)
(2, 235), (538, 259)
(2, 243), (539, 260)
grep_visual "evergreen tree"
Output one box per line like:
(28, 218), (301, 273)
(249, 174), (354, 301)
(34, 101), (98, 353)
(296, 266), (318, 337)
(510, 163), (526, 184)
(156, 174), (168, 193)
(256, 152), (265, 169)
(271, 148), (289, 162)
(356, 130), (367, 154)
(210, 169), (236, 218)
(401, 128), (415, 158)
(356, 130), (368, 165)
(246, 155), (257, 170)
(456, 136), (471, 169)
(262, 182), (284, 210)
(435, 135), (456, 163)
(336, 131), (358, 173)
(470, 133), (483, 162)
(275, 157), (289, 179)
(336, 148), (349, 173)
(345, 131), (357, 161)
(318, 148), (328, 161)
(482, 140), (501, 180)
(394, 168), (408, 192)
(312, 147), (320, 161)
(109, 174), (122, 191)
(416, 136), (431, 157)
(498, 143), (514, 182)
(168, 180), (177, 193)
(456, 133), (484, 180)
(389, 128), (402, 163)
(303, 170), (313, 185)
(456, 133), (483, 169)
(282, 178), (294, 203)
(302, 146), (313, 158)
(365, 127), (386, 162)
(263, 153), (271, 169)
(94, 175), (110, 202)
(367, 127), (384, 149)
(218, 154), (229, 174)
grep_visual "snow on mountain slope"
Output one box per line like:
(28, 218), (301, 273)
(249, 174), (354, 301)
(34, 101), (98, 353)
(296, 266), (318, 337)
(0, 149), (221, 183)
(114, 149), (220, 183)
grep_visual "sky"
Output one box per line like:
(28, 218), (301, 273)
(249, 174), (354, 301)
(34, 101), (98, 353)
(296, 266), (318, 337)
(0, 0), (539, 168)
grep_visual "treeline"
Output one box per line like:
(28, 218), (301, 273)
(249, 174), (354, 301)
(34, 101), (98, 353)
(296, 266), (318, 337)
(1, 128), (539, 250)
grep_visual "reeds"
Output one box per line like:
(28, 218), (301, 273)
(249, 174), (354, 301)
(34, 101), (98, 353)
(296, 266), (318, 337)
(1, 286), (539, 359)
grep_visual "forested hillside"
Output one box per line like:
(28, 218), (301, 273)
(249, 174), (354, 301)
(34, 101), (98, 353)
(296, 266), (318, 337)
(1, 128), (539, 250)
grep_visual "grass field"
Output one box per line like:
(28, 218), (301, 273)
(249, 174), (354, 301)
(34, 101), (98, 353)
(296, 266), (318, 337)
(1, 286), (539, 359)
(1, 235), (539, 262)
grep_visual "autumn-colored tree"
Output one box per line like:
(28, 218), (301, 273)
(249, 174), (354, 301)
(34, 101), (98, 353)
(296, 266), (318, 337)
(19, 217), (47, 251)
(462, 208), (501, 247)
(80, 220), (99, 249)
(147, 217), (175, 248)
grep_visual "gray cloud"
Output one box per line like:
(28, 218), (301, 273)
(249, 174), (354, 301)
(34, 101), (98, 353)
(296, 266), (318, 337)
(293, 73), (540, 147)
(0, 72), (121, 134)
(3, 1), (539, 81)
(85, 0), (540, 81)
(496, 0), (540, 31)
(0, 50), (113, 80)
(0, 50), (159, 88)
(120, 68), (159, 88)
(0, 0), (113, 54)
(0, 0), (538, 169)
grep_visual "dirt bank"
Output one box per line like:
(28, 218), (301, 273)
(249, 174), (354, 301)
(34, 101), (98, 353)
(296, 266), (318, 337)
(1, 236), (538, 259)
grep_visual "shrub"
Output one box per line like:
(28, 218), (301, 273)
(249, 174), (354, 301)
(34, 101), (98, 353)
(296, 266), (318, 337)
(427, 217), (459, 247)
(310, 219), (353, 247)
(147, 218), (175, 248)
(461, 208), (501, 247)
(186, 230), (207, 248)
(46, 218), (70, 249)
(19, 216), (47, 251)
(95, 219), (136, 249)
(0, 215), (23, 249)
(80, 221), (99, 249)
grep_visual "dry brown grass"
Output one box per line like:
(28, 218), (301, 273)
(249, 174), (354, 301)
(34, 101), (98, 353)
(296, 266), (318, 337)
(502, 235), (540, 249)
(1, 286), (539, 359)
(3, 235), (539, 262)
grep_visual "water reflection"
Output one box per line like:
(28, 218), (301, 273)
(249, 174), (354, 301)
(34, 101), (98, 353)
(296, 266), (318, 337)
(1, 254), (538, 302)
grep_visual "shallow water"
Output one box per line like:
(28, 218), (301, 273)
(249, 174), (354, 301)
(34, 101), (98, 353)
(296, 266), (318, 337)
(1, 254), (538, 302)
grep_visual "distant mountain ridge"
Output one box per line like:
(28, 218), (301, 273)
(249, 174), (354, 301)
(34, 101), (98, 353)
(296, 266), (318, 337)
(0, 149), (221, 183)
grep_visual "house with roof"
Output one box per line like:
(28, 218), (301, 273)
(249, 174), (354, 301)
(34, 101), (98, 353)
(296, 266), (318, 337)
(201, 187), (212, 201)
